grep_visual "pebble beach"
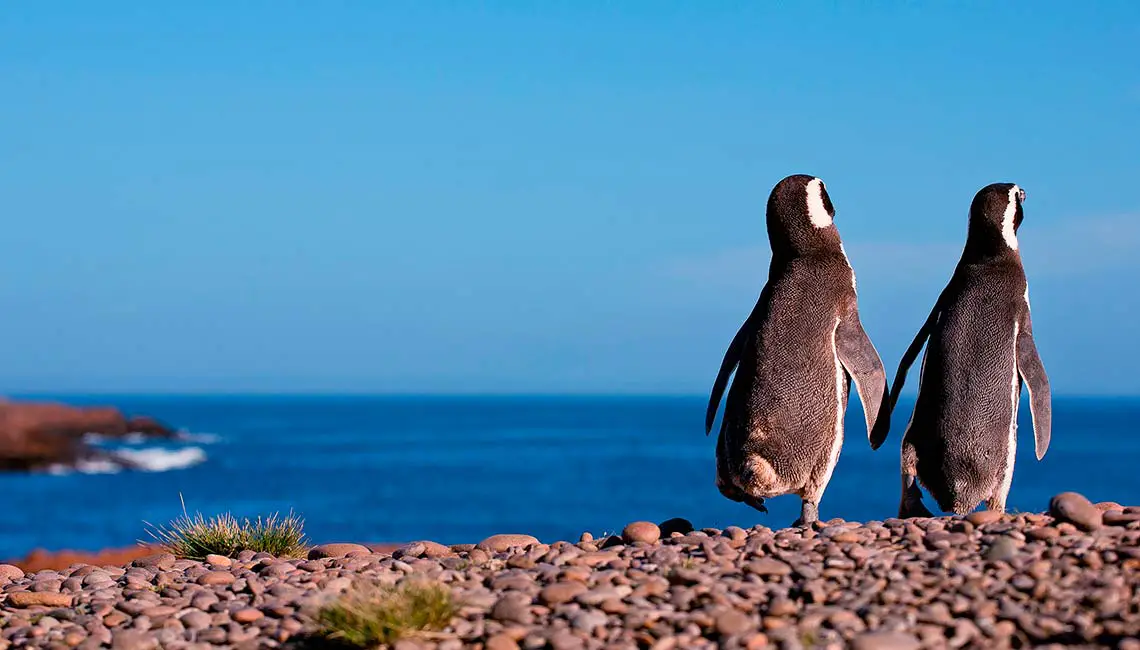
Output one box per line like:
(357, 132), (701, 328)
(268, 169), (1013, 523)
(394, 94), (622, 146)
(1, 492), (1137, 650)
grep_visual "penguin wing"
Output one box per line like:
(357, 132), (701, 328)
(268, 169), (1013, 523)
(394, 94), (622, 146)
(835, 302), (890, 449)
(1016, 316), (1052, 459)
(888, 286), (949, 411)
(705, 285), (771, 435)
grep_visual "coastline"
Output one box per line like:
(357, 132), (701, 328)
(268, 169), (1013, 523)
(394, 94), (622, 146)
(1, 492), (1138, 649)
(2, 543), (404, 574)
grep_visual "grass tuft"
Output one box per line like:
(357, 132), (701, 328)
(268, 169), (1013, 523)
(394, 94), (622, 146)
(314, 579), (458, 648)
(143, 494), (309, 560)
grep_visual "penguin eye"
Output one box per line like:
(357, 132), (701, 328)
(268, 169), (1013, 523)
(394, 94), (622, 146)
(1017, 188), (1026, 203)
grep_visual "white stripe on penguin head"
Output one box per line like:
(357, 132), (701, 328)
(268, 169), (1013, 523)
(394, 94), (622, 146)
(805, 178), (833, 228)
(1001, 185), (1021, 250)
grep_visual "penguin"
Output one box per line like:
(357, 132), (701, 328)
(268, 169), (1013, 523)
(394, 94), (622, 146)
(706, 174), (891, 526)
(887, 183), (1051, 517)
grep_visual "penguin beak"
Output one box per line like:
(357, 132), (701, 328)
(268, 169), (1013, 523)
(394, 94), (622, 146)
(1018, 188), (1027, 203)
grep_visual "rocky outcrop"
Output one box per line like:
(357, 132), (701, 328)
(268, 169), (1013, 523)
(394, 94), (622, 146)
(0, 399), (177, 472)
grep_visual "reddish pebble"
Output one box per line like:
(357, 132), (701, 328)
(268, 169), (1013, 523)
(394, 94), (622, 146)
(308, 543), (372, 559)
(197, 571), (236, 586)
(6, 592), (73, 608)
(233, 608), (264, 623)
(622, 521), (661, 545)
(965, 511), (1002, 526)
(476, 534), (540, 552)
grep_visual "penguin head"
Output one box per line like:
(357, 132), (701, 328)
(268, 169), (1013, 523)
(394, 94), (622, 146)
(765, 174), (842, 256)
(967, 182), (1026, 253)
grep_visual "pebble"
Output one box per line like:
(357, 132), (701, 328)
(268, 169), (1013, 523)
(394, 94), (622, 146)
(715, 608), (753, 636)
(570, 609), (607, 634)
(130, 554), (176, 570)
(746, 559), (792, 577)
(307, 543), (371, 559)
(231, 608), (263, 623)
(196, 572), (236, 586)
(622, 521), (661, 545)
(491, 594), (532, 624)
(984, 537), (1019, 562)
(477, 534), (540, 552)
(179, 610), (212, 629)
(966, 510), (1002, 526)
(6, 592), (74, 608)
(539, 582), (587, 605)
(658, 517), (694, 536)
(418, 541), (456, 558)
(0, 565), (25, 582)
(1027, 526), (1060, 541)
(486, 634), (521, 650)
(1050, 491), (1103, 531)
(852, 631), (921, 650)
(1104, 511), (1140, 526)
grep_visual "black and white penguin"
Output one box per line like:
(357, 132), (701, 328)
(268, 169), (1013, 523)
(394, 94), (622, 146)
(887, 182), (1052, 517)
(706, 174), (891, 526)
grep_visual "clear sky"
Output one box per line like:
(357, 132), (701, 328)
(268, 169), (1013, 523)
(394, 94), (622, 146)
(1, 2), (1137, 394)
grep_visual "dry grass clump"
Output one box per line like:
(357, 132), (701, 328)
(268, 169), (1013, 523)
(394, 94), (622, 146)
(143, 496), (309, 560)
(313, 579), (458, 648)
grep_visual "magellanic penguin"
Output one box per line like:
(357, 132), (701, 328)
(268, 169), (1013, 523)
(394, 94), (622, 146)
(706, 174), (891, 527)
(887, 183), (1051, 518)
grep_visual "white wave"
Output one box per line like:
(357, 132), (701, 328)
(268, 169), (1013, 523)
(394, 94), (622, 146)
(113, 447), (207, 472)
(41, 446), (207, 476)
(46, 457), (123, 476)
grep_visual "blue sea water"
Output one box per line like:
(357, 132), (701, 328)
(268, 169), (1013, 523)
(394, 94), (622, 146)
(0, 394), (1136, 560)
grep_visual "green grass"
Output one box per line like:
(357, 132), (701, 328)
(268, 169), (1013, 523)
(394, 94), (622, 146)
(313, 580), (459, 648)
(143, 495), (309, 560)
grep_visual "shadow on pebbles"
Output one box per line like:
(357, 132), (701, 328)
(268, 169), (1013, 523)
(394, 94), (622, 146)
(1, 492), (1139, 649)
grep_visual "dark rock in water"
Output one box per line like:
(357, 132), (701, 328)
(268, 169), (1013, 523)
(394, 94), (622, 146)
(1049, 492), (1103, 531)
(0, 399), (177, 472)
(658, 517), (694, 537)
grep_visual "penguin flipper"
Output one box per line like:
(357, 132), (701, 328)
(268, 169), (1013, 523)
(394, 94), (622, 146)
(889, 290), (946, 410)
(835, 303), (890, 449)
(1016, 318), (1051, 459)
(705, 285), (770, 435)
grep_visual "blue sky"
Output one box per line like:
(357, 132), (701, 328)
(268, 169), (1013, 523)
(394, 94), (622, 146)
(0, 2), (1137, 394)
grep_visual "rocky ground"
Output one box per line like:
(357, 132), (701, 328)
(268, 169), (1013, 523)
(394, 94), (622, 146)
(1, 492), (1138, 650)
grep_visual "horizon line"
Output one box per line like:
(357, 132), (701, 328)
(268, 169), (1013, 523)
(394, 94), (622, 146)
(3, 389), (1138, 400)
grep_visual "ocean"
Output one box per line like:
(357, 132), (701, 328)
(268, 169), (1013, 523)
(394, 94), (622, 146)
(0, 395), (1136, 559)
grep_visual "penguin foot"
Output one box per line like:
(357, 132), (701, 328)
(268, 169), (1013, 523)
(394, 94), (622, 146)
(793, 501), (819, 527)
